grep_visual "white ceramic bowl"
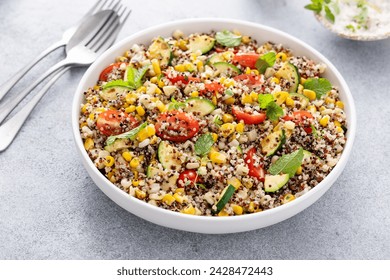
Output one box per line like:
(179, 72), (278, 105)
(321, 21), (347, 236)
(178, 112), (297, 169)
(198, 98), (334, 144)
(72, 18), (356, 234)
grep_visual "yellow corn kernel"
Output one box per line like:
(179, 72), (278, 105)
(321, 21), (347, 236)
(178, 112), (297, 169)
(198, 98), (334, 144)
(336, 101), (344, 109)
(175, 188), (185, 194)
(162, 194), (176, 206)
(137, 128), (149, 142)
(276, 52), (287, 61)
(270, 77), (280, 84)
(155, 87), (162, 94)
(334, 120), (341, 127)
(298, 84), (304, 94)
(173, 193), (184, 204)
(285, 97), (295, 107)
(325, 97), (335, 104)
(137, 86), (146, 93)
(273, 91), (289, 105)
(84, 138), (94, 150)
(88, 113), (95, 121)
(225, 97), (235, 105)
(136, 105), (145, 116)
(146, 125), (156, 137)
(245, 67), (252, 75)
(242, 35), (251, 44)
(81, 104), (88, 113)
(307, 105), (317, 113)
(184, 62), (195, 72)
(196, 60), (204, 72)
(320, 115), (330, 127)
(133, 170), (139, 180)
(296, 166), (303, 175)
(190, 91), (199, 97)
(235, 122), (245, 134)
(232, 204), (243, 215)
(125, 93), (137, 104)
(80, 122), (88, 128)
(93, 85), (100, 91)
(150, 76), (158, 84)
(218, 210), (229, 217)
(130, 158), (140, 169)
(223, 79), (235, 88)
(209, 151), (227, 164)
(212, 95), (217, 105)
(233, 29), (241, 36)
(124, 50), (131, 57)
(106, 171), (114, 181)
(248, 202), (255, 213)
(220, 77), (226, 84)
(132, 179), (140, 187)
(222, 113), (234, 123)
(181, 205), (196, 215)
(158, 80), (165, 88)
(178, 39), (188, 51)
(151, 59), (161, 76)
(220, 123), (235, 137)
(241, 93), (252, 104)
(250, 91), (258, 101)
(336, 126), (343, 133)
(303, 89), (316, 101)
(319, 106), (326, 112)
(212, 133), (218, 142)
(150, 135), (158, 144)
(227, 177), (242, 190)
(135, 189), (146, 199)
(156, 101), (167, 113)
(222, 51), (234, 61)
(104, 156), (115, 167)
(300, 77), (307, 85)
(251, 69), (260, 76)
(125, 105), (136, 113)
(122, 151), (132, 162)
(282, 194), (295, 204)
(174, 64), (186, 72)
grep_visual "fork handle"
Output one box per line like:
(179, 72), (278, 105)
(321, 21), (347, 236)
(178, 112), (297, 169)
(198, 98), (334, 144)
(0, 67), (70, 152)
(0, 39), (66, 102)
(0, 58), (71, 124)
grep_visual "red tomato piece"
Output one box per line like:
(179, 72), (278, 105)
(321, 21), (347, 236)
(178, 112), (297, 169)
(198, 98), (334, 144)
(232, 106), (266, 125)
(245, 147), (265, 181)
(99, 62), (125, 82)
(284, 111), (314, 133)
(155, 111), (200, 142)
(177, 170), (201, 189)
(233, 74), (262, 86)
(166, 74), (201, 85)
(96, 110), (138, 136)
(199, 82), (224, 95)
(232, 53), (260, 69)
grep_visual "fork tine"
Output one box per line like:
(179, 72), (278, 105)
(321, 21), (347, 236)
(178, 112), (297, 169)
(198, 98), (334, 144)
(85, 0), (108, 16)
(106, 0), (121, 11)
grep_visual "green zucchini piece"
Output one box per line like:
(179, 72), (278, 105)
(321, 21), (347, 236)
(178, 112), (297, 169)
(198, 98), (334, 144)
(213, 62), (241, 76)
(104, 139), (131, 153)
(215, 184), (236, 213)
(188, 35), (215, 54)
(148, 37), (172, 67)
(289, 93), (309, 109)
(158, 141), (182, 170)
(185, 97), (215, 116)
(100, 86), (128, 101)
(261, 130), (286, 156)
(146, 165), (160, 178)
(207, 54), (224, 65)
(264, 174), (289, 192)
(275, 62), (300, 93)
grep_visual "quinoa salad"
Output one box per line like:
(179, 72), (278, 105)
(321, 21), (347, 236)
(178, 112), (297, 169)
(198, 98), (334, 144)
(79, 29), (347, 216)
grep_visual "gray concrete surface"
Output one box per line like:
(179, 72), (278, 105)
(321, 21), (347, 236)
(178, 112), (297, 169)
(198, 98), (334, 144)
(0, 0), (389, 259)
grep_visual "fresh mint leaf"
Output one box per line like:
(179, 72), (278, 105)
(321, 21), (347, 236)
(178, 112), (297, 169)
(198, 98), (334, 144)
(194, 133), (214, 157)
(126, 64), (150, 89)
(106, 122), (148, 146)
(266, 101), (284, 121)
(167, 97), (185, 111)
(345, 24), (356, 32)
(324, 5), (335, 23)
(304, 3), (322, 13)
(213, 115), (223, 126)
(303, 78), (332, 99)
(258, 94), (274, 109)
(215, 30), (242, 47)
(269, 148), (304, 178)
(102, 79), (134, 90)
(255, 52), (276, 74)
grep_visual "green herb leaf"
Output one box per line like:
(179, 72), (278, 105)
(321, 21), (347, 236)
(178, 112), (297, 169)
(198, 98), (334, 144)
(106, 122), (148, 146)
(304, 3), (322, 13)
(303, 78), (333, 99)
(311, 124), (319, 138)
(269, 148), (304, 178)
(102, 79), (134, 90)
(215, 30), (242, 47)
(345, 24), (356, 32)
(224, 89), (234, 96)
(324, 5), (335, 23)
(255, 52), (276, 74)
(194, 133), (214, 157)
(126, 64), (150, 89)
(213, 115), (223, 126)
(266, 101), (284, 121)
(167, 97), (186, 110)
(258, 94), (274, 109)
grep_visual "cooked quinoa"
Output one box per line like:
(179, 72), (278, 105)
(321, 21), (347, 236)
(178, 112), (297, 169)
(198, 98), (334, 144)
(79, 29), (347, 216)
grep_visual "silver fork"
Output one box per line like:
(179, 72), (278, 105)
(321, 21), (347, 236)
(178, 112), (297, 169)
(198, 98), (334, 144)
(0, 6), (131, 152)
(0, 0), (118, 102)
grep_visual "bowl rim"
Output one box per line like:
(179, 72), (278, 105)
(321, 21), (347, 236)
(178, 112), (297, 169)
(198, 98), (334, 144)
(72, 18), (356, 228)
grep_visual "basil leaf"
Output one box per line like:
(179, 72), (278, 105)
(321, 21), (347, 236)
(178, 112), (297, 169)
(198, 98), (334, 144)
(258, 94), (274, 109)
(255, 52), (276, 74)
(194, 133), (214, 157)
(324, 5), (335, 24)
(303, 78), (332, 99)
(266, 101), (284, 121)
(269, 148), (304, 178)
(215, 30), (242, 47)
(102, 79), (134, 90)
(106, 122), (148, 146)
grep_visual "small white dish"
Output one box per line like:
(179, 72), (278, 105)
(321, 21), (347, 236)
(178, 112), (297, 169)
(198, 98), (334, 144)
(72, 18), (356, 234)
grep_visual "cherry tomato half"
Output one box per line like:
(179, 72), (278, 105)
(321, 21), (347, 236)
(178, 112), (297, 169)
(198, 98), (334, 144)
(155, 111), (200, 142)
(99, 62), (125, 82)
(96, 110), (138, 136)
(166, 74), (201, 85)
(245, 147), (265, 181)
(284, 111), (314, 134)
(177, 169), (201, 189)
(232, 106), (266, 125)
(233, 74), (262, 87)
(199, 82), (224, 95)
(232, 53), (259, 69)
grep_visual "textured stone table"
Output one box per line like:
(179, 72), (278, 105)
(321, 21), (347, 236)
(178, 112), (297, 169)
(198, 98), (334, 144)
(1, 0), (389, 259)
